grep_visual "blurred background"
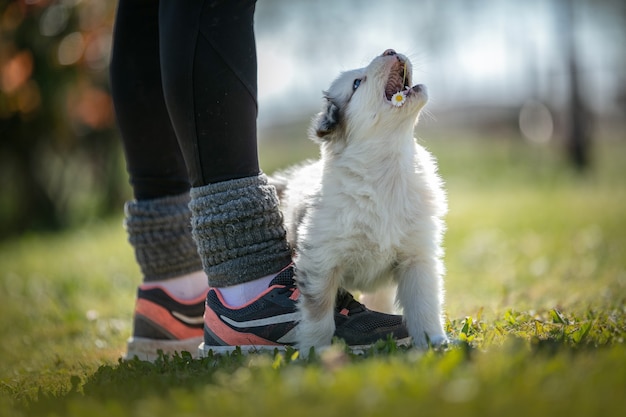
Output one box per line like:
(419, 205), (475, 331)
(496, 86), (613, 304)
(0, 0), (625, 239)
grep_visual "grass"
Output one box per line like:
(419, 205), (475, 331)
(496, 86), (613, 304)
(1, 126), (625, 416)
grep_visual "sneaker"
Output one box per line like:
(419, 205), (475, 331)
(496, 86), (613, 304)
(199, 265), (410, 356)
(333, 288), (411, 351)
(125, 286), (207, 361)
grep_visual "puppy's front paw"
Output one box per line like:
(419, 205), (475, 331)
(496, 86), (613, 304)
(413, 333), (449, 350)
(428, 334), (450, 349)
(296, 315), (335, 358)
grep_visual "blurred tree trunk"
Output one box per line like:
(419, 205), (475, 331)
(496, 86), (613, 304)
(0, 115), (60, 234)
(561, 0), (592, 170)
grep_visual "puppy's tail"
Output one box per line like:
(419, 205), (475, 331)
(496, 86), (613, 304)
(268, 171), (289, 201)
(269, 160), (317, 201)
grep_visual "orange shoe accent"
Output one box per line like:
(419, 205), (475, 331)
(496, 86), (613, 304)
(203, 303), (281, 346)
(135, 298), (203, 340)
(289, 288), (300, 301)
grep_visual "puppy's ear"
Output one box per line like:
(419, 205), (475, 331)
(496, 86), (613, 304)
(314, 98), (341, 139)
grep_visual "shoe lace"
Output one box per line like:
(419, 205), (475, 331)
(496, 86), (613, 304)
(271, 265), (366, 314)
(270, 266), (300, 299)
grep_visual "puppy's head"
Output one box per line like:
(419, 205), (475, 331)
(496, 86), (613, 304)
(312, 49), (428, 142)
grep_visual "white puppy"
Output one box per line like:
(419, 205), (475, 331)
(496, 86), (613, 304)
(277, 49), (448, 354)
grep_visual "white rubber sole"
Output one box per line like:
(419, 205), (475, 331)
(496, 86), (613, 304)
(125, 336), (204, 362)
(197, 342), (286, 357)
(198, 336), (413, 358)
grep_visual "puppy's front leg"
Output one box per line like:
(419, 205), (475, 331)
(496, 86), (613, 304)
(395, 261), (448, 349)
(296, 264), (341, 356)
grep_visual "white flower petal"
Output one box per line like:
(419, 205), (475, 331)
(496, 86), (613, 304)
(391, 91), (406, 107)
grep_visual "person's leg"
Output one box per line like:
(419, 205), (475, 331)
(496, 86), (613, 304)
(158, 0), (410, 354)
(158, 0), (291, 291)
(110, 0), (207, 360)
(111, 0), (189, 202)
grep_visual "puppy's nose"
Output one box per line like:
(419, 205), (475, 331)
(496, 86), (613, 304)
(382, 49), (397, 57)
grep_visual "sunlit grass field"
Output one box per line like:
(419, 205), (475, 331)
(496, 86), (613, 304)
(1, 125), (625, 416)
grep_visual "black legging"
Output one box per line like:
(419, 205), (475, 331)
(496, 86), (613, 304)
(110, 0), (260, 200)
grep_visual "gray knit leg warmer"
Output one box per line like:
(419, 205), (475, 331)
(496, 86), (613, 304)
(124, 192), (203, 282)
(189, 173), (292, 287)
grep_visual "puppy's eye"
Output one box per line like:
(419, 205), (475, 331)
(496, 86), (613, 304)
(353, 78), (362, 90)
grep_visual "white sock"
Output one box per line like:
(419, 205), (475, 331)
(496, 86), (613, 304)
(143, 270), (208, 300)
(217, 273), (276, 307)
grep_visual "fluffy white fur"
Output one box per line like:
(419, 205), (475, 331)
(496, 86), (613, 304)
(276, 50), (448, 354)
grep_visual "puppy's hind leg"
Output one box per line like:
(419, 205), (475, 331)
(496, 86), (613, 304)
(296, 265), (341, 357)
(395, 261), (448, 349)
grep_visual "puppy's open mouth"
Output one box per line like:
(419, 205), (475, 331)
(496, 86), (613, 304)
(384, 60), (412, 101)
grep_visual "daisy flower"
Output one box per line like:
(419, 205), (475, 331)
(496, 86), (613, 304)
(391, 91), (406, 107)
